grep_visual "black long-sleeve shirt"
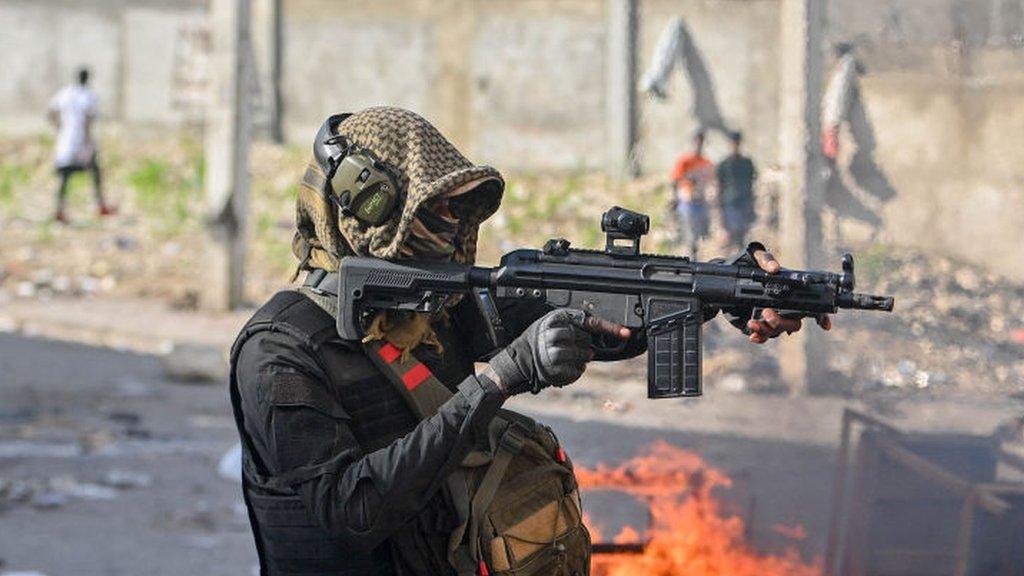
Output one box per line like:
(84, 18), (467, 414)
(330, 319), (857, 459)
(234, 317), (504, 559)
(716, 153), (757, 208)
(233, 295), (644, 573)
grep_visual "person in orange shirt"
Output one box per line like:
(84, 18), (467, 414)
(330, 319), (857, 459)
(670, 130), (715, 256)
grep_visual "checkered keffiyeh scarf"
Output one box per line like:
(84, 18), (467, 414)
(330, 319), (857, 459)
(292, 107), (504, 273)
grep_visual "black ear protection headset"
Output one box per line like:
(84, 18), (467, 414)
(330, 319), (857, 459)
(313, 113), (401, 227)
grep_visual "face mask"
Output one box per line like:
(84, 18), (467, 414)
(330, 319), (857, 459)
(401, 198), (460, 260)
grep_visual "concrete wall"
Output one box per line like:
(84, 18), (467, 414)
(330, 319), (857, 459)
(826, 0), (1024, 278)
(279, 1), (438, 152)
(864, 71), (1024, 279)
(0, 0), (206, 133)
(280, 0), (781, 171)
(469, 9), (608, 169)
(637, 0), (781, 173)
(280, 0), (610, 170)
(0, 0), (1021, 278)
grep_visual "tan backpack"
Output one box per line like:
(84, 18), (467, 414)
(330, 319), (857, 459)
(365, 339), (591, 576)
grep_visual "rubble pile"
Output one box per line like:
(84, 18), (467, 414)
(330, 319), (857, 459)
(699, 246), (1024, 396)
(830, 246), (1024, 395)
(0, 470), (151, 512)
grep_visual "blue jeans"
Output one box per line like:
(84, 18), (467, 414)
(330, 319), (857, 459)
(723, 203), (755, 250)
(674, 200), (709, 256)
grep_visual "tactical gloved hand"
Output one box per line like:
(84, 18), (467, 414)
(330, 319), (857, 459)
(486, 309), (591, 396)
(487, 309), (630, 396)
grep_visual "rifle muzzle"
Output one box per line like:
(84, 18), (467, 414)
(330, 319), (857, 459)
(838, 292), (895, 311)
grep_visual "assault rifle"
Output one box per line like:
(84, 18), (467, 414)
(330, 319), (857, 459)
(335, 207), (893, 399)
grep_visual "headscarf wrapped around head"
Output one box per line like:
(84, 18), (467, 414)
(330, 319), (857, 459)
(292, 107), (504, 274)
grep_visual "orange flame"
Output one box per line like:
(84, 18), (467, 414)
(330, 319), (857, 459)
(578, 441), (820, 576)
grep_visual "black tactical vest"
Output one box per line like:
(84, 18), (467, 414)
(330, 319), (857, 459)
(229, 291), (477, 576)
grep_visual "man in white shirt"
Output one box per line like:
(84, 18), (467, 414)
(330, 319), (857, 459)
(48, 68), (113, 223)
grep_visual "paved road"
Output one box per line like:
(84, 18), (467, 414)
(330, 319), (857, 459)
(0, 334), (936, 575)
(0, 335), (253, 576)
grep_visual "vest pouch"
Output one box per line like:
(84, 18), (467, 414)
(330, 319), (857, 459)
(491, 521), (591, 576)
(248, 491), (368, 575)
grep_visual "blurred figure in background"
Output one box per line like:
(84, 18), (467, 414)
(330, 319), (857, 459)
(670, 130), (715, 256)
(820, 42), (895, 244)
(48, 67), (114, 223)
(716, 130), (758, 251)
(640, 16), (728, 133)
(821, 43), (860, 162)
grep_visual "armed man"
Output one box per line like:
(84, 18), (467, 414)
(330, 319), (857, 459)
(229, 107), (828, 576)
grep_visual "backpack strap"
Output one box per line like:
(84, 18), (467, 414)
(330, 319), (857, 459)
(466, 423), (526, 567)
(362, 335), (480, 575)
(363, 339), (454, 419)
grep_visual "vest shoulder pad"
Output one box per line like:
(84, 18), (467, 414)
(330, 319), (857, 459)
(230, 291), (355, 361)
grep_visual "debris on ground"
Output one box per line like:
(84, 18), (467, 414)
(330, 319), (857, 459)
(45, 475), (118, 502)
(100, 469), (153, 489)
(161, 343), (228, 383)
(686, 245), (1024, 397)
(158, 500), (249, 533)
(819, 247), (1024, 396)
(217, 443), (242, 483)
(0, 474), (128, 511)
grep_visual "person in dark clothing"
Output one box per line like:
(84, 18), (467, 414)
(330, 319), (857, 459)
(230, 107), (822, 576)
(716, 131), (758, 251)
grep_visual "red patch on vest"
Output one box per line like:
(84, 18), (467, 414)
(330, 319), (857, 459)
(378, 342), (402, 364)
(479, 560), (490, 576)
(402, 363), (432, 390)
(556, 447), (567, 463)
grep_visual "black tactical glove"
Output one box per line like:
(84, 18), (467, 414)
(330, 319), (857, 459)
(487, 309), (593, 396)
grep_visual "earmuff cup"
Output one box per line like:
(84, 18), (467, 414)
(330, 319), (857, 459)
(315, 114), (401, 227)
(329, 152), (399, 226)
